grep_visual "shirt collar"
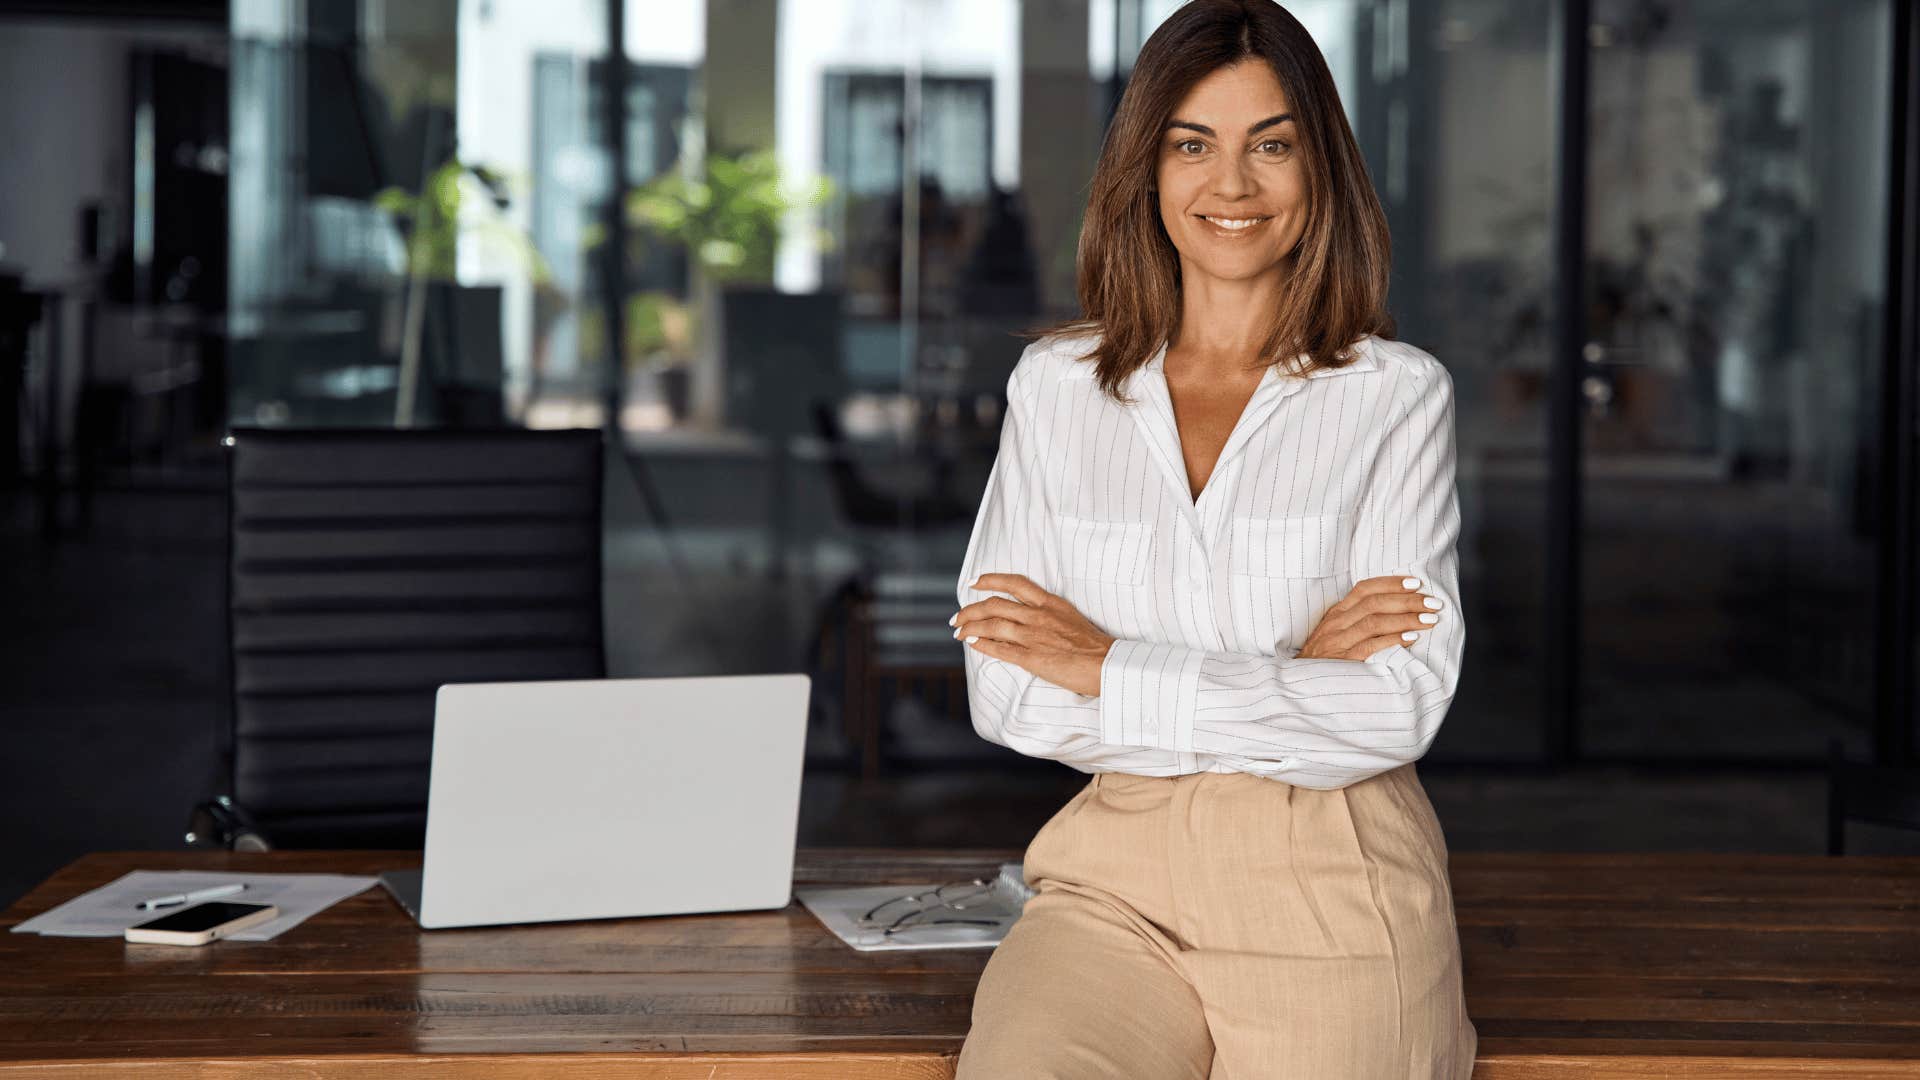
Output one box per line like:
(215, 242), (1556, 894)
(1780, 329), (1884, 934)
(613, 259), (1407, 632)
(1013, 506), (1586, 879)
(1142, 334), (1380, 379)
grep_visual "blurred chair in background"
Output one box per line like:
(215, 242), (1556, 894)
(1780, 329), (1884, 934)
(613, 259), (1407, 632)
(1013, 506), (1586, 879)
(804, 324), (1024, 778)
(191, 427), (604, 849)
(809, 396), (978, 778)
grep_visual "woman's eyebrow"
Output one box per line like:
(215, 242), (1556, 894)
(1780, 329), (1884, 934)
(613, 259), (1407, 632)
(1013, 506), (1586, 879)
(1165, 113), (1294, 137)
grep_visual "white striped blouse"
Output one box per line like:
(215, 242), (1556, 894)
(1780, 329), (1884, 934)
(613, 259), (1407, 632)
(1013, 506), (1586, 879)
(955, 330), (1464, 790)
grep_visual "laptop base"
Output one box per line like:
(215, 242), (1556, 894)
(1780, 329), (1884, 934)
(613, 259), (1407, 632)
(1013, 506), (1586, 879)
(379, 869), (425, 924)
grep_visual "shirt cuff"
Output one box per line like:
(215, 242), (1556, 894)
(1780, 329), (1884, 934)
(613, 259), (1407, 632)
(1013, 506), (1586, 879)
(1098, 638), (1205, 752)
(1363, 641), (1421, 675)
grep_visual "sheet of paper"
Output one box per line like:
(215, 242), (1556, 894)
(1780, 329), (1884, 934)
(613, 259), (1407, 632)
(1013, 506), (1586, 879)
(11, 870), (379, 941)
(797, 864), (1032, 952)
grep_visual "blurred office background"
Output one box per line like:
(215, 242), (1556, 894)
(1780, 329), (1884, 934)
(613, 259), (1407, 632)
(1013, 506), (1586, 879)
(3, 0), (1917, 903)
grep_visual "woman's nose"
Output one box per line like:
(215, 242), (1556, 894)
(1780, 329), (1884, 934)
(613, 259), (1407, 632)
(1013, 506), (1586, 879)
(1211, 154), (1256, 198)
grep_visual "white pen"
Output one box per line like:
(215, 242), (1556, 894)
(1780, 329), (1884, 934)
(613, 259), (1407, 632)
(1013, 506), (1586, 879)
(134, 883), (247, 911)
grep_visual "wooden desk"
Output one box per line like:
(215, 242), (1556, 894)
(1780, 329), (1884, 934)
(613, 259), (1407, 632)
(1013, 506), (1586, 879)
(2, 850), (1917, 1077)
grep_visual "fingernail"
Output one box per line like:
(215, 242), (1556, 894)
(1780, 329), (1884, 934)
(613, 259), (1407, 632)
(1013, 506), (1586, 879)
(952, 627), (962, 639)
(948, 613), (958, 626)
(1402, 577), (1421, 589)
(1401, 630), (1420, 641)
(1424, 597), (1443, 609)
(1419, 613), (1439, 624)
(965, 635), (979, 644)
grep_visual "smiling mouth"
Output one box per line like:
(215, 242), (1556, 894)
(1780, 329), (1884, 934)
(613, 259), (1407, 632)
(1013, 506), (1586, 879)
(1196, 214), (1271, 232)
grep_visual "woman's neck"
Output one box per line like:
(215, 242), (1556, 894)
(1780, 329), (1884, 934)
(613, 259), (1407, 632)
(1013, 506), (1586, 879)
(1168, 261), (1290, 377)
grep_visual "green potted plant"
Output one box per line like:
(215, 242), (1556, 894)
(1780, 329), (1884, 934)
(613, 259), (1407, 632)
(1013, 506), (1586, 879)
(375, 159), (552, 426)
(627, 290), (696, 418)
(629, 147), (833, 283)
(626, 147), (833, 423)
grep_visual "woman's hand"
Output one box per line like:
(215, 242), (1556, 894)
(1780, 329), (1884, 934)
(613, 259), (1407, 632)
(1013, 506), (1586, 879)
(1295, 575), (1445, 660)
(952, 573), (1114, 697)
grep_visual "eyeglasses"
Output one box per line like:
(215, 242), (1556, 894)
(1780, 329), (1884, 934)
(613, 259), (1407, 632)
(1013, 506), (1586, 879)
(856, 878), (1005, 937)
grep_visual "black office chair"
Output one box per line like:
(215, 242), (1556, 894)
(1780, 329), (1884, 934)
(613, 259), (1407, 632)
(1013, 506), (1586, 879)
(189, 427), (605, 850)
(1827, 739), (1920, 855)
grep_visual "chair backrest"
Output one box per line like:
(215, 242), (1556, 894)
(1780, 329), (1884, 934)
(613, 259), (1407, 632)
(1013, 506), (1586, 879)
(225, 427), (605, 847)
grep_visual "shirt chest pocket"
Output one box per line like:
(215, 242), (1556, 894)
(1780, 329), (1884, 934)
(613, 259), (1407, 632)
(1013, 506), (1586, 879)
(1227, 512), (1353, 653)
(1055, 514), (1152, 585)
(1228, 512), (1351, 579)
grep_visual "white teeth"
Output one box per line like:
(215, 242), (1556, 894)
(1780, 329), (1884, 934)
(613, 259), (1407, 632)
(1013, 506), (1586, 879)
(1203, 216), (1266, 230)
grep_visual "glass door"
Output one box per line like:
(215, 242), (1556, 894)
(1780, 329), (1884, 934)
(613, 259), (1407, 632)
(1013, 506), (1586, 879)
(1576, 0), (1894, 759)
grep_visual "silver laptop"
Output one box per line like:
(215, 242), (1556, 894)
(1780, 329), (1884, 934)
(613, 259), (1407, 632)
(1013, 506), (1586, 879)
(381, 673), (810, 929)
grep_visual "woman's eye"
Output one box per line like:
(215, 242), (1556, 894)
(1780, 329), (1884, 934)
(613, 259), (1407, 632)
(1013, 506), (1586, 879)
(1258, 139), (1292, 155)
(1176, 139), (1206, 155)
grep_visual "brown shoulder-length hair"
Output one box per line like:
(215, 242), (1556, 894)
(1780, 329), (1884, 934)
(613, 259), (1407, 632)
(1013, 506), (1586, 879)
(1027, 0), (1395, 401)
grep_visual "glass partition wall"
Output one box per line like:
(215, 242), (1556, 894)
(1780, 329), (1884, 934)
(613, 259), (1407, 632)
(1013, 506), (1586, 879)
(1575, 0), (1893, 761)
(214, 0), (1910, 771)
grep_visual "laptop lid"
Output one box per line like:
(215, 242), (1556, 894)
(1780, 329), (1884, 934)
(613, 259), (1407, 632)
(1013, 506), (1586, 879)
(414, 673), (810, 930)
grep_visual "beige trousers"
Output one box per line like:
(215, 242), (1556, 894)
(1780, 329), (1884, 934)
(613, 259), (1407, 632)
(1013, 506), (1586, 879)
(955, 764), (1476, 1080)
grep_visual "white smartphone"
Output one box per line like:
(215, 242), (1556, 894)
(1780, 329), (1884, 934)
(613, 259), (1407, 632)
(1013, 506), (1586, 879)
(123, 900), (280, 946)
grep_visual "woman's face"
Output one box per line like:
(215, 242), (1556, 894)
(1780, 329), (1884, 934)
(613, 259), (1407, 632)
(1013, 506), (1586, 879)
(1154, 60), (1308, 284)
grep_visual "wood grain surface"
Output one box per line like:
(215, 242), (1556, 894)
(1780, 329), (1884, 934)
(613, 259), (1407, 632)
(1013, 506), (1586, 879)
(1, 850), (1916, 1078)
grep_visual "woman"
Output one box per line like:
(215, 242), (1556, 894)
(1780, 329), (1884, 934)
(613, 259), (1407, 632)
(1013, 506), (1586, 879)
(947, 1), (1476, 1076)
